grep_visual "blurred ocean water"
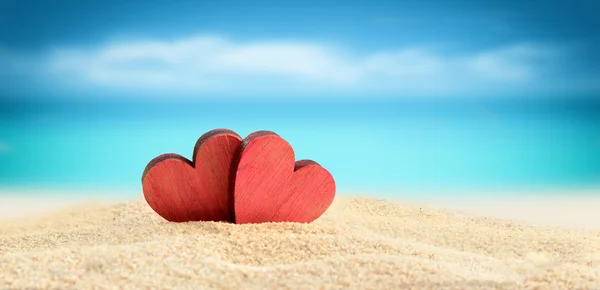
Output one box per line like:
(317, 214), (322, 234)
(0, 98), (599, 198)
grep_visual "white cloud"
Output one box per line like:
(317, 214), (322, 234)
(21, 35), (586, 97)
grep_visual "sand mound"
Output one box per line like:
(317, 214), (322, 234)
(1, 196), (599, 289)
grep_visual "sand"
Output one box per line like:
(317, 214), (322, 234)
(1, 194), (600, 289)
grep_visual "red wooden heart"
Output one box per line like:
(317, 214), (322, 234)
(233, 131), (336, 224)
(142, 129), (242, 223)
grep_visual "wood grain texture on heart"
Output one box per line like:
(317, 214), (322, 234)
(142, 128), (242, 223)
(233, 130), (336, 224)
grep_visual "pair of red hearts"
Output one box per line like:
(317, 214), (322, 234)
(141, 129), (336, 224)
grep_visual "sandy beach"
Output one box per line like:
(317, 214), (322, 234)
(1, 192), (600, 289)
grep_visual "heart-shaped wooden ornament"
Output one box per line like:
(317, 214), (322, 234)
(142, 128), (242, 223)
(233, 131), (336, 224)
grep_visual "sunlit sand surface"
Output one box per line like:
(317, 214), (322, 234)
(1, 193), (599, 289)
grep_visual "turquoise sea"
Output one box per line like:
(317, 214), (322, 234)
(1, 98), (599, 198)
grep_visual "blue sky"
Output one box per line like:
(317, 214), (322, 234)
(0, 0), (599, 193)
(0, 0), (598, 100)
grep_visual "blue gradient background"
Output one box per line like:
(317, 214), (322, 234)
(1, 0), (599, 198)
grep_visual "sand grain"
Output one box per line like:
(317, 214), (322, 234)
(1, 196), (600, 289)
